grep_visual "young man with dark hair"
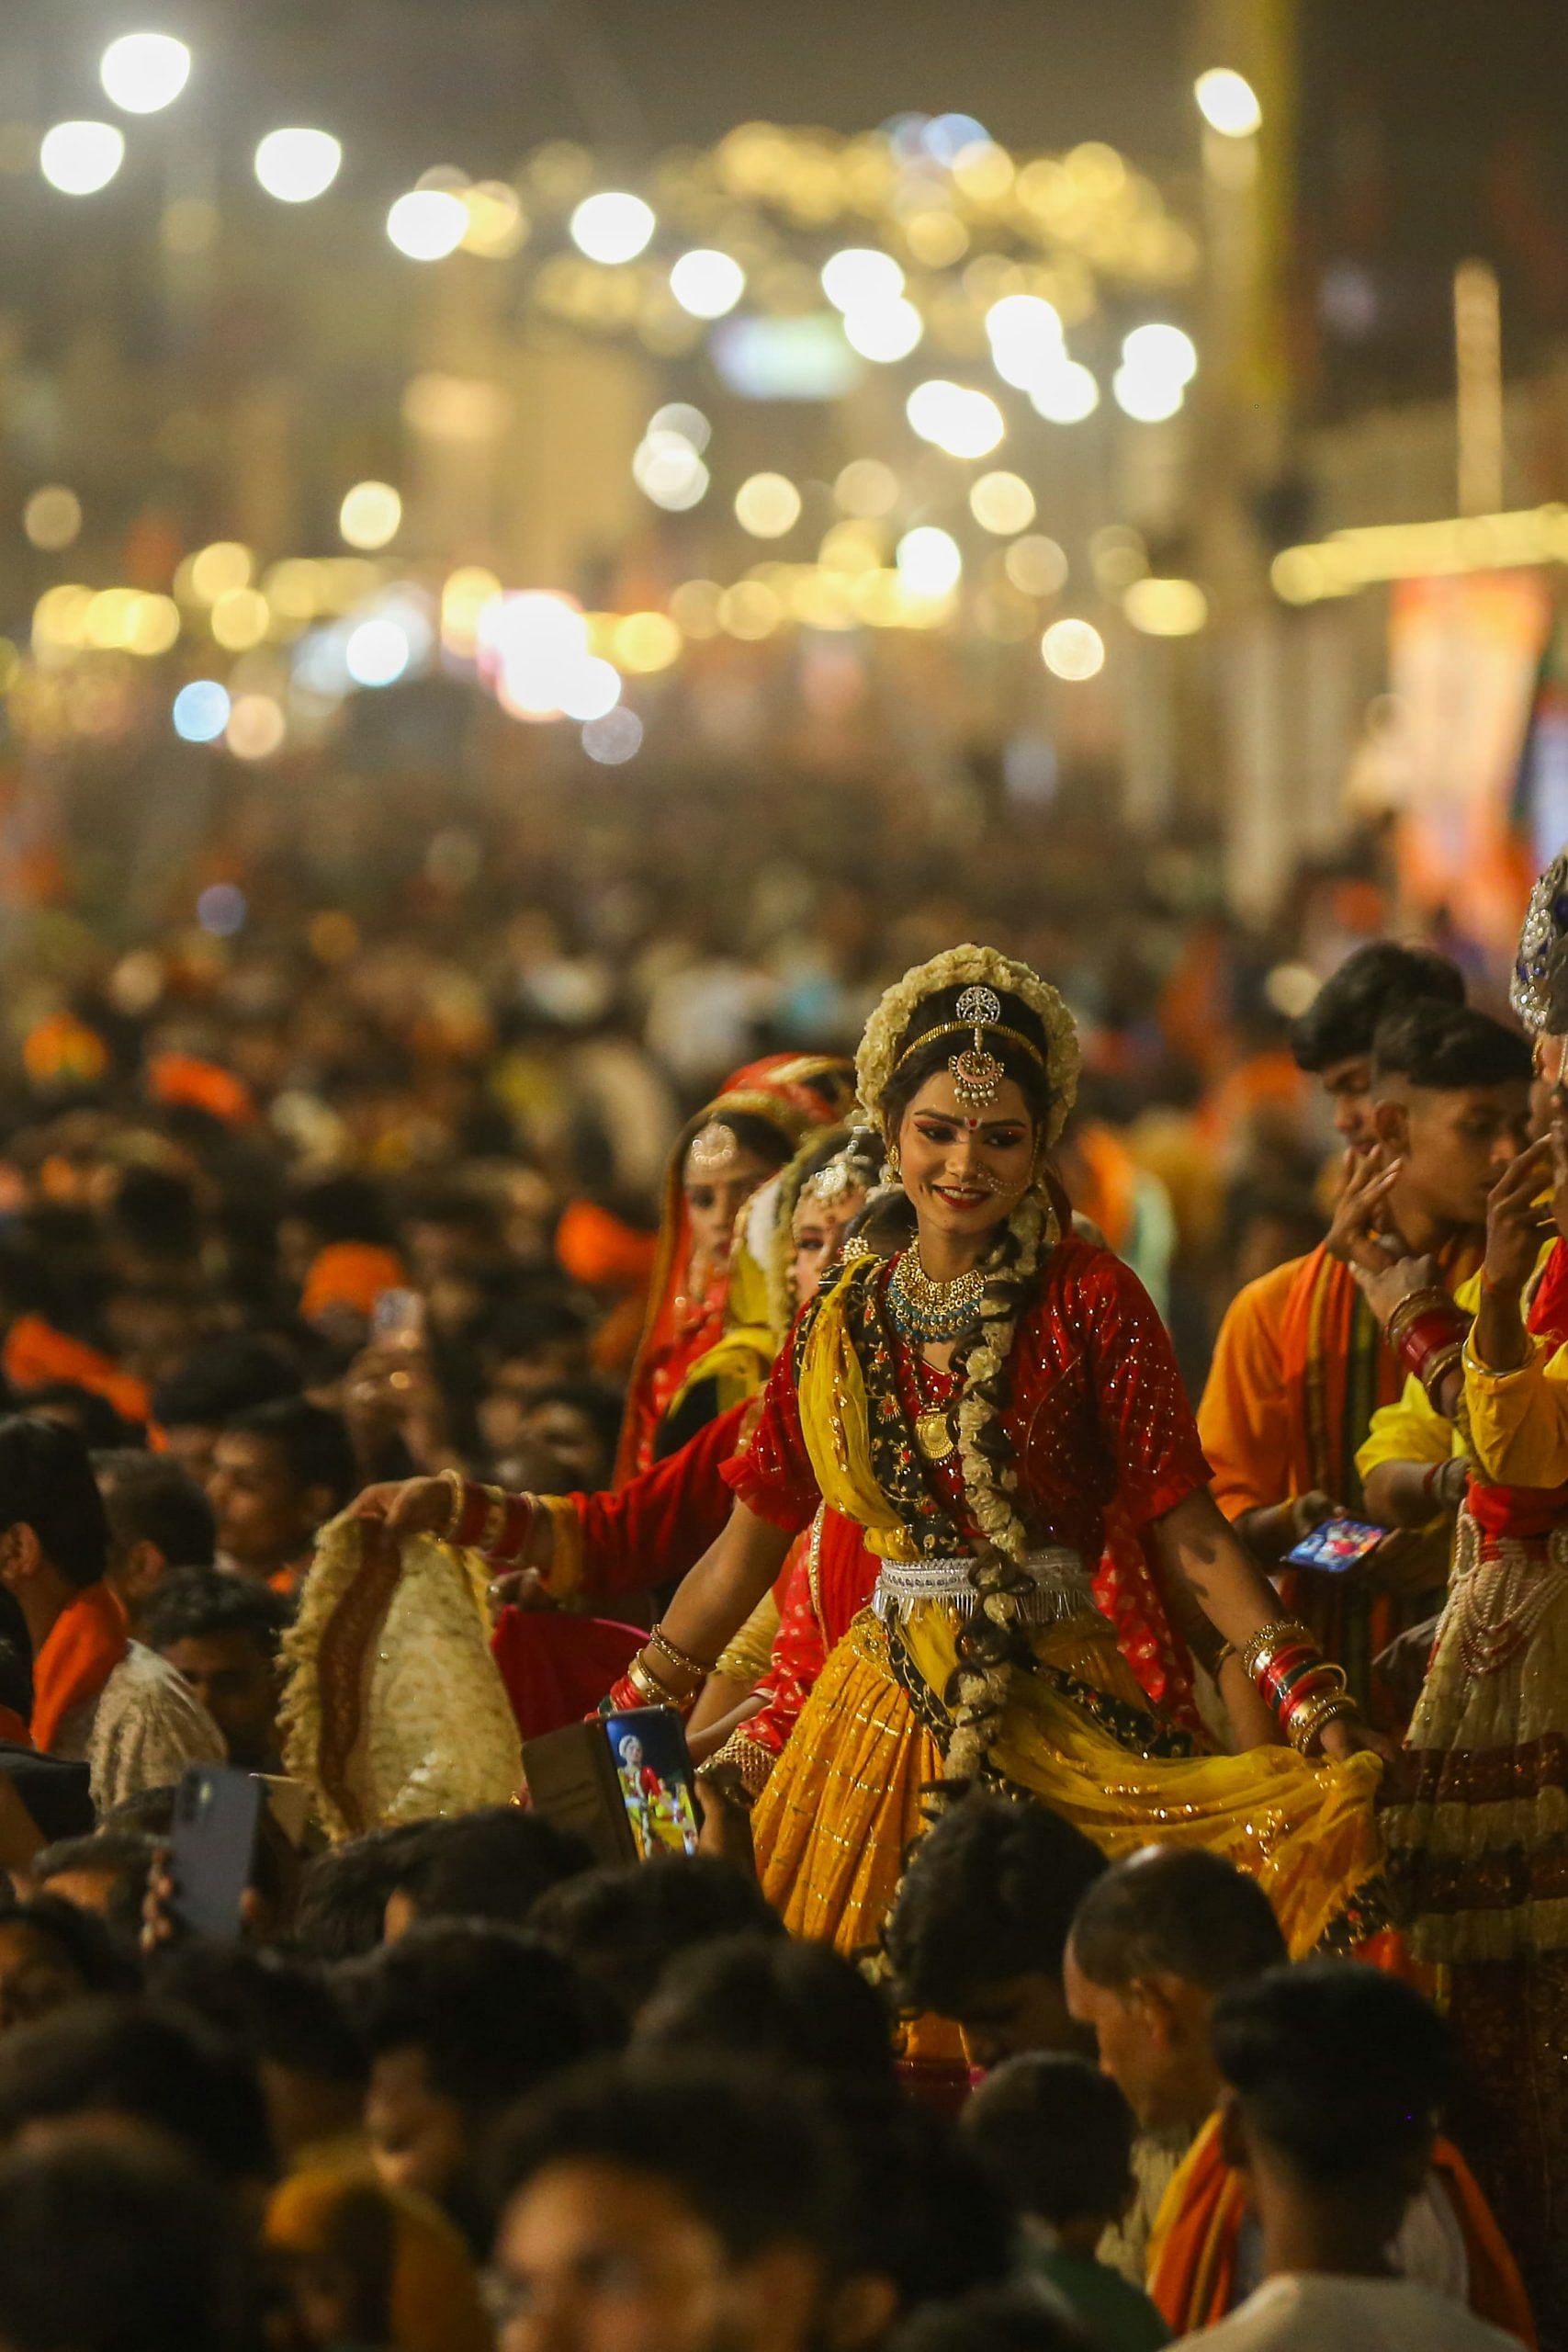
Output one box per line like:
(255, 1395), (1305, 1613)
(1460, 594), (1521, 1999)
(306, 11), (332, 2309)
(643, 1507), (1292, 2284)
(0, 1417), (221, 1807)
(0, 2134), (259, 2352)
(529, 1854), (782, 2030)
(355, 1919), (606, 2240)
(150, 1334), (302, 1487)
(0, 1997), (275, 2191)
(486, 2054), (849, 2352)
(140, 1566), (291, 1771)
(1289, 941), (1465, 1148)
(382, 1808), (592, 1941)
(152, 1943), (367, 2171)
(881, 1790), (1107, 2070)
(1199, 1001), (1532, 1709)
(963, 2053), (1169, 2352)
(206, 1396), (356, 1593)
(1175, 1964), (1517, 2351)
(92, 1448), (216, 1628)
(1062, 1849), (1529, 2343)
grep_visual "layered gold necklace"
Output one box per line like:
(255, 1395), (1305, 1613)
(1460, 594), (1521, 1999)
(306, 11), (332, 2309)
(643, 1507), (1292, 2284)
(887, 1250), (984, 1344)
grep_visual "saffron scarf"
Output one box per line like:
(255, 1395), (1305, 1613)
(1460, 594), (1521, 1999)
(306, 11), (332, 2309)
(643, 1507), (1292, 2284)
(1147, 2109), (1536, 2346)
(30, 1583), (129, 1755)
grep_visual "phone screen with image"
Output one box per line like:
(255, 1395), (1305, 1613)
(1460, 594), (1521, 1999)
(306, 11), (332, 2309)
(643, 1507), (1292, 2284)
(603, 1710), (701, 1860)
(1284, 1515), (1386, 1573)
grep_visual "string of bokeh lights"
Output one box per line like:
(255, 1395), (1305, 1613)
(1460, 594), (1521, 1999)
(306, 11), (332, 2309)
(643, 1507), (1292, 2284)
(20, 33), (1261, 765)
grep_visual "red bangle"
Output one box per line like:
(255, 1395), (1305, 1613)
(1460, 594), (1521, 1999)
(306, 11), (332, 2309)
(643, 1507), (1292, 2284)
(1262, 1655), (1335, 1712)
(604, 1675), (646, 1714)
(1255, 1645), (1319, 1704)
(1278, 1670), (1348, 1737)
(490, 1493), (533, 1564)
(1393, 1303), (1469, 1388)
(451, 1482), (489, 1548)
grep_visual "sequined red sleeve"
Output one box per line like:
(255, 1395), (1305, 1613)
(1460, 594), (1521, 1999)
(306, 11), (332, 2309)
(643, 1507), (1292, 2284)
(1083, 1250), (1212, 1527)
(565, 1399), (750, 1597)
(721, 1329), (820, 1534)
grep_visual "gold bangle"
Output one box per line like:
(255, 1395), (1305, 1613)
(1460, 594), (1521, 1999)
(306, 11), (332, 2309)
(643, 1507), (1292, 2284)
(1286, 1693), (1358, 1755)
(1384, 1285), (1452, 1345)
(436, 1466), (465, 1540)
(1239, 1620), (1315, 1682)
(626, 1654), (681, 1709)
(646, 1623), (708, 1690)
(479, 1487), (508, 1555)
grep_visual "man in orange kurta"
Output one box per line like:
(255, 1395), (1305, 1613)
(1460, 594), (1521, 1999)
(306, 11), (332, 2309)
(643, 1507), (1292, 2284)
(0, 1417), (127, 1758)
(1199, 989), (1525, 1704)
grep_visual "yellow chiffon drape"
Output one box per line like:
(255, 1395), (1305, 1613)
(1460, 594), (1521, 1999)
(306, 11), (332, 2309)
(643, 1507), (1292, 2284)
(753, 1606), (1381, 1969)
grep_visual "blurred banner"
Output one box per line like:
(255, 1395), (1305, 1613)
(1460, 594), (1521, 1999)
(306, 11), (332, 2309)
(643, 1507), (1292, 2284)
(1389, 570), (1549, 951)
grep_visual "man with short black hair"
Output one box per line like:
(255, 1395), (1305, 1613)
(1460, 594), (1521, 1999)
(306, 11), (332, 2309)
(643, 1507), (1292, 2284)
(206, 1396), (355, 1593)
(150, 1335), (301, 1487)
(92, 1448), (216, 1628)
(0, 1418), (221, 1807)
(141, 1566), (291, 1771)
(383, 1808), (592, 1941)
(0, 2133), (259, 2352)
(486, 2054), (849, 2352)
(882, 1790), (1107, 2070)
(1172, 1964), (1518, 2351)
(1063, 1849), (1529, 2343)
(357, 1919), (606, 2242)
(1289, 941), (1466, 1150)
(1199, 1001), (1532, 1708)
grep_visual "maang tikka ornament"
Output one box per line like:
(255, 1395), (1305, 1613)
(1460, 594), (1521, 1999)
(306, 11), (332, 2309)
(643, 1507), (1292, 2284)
(949, 985), (1006, 1110)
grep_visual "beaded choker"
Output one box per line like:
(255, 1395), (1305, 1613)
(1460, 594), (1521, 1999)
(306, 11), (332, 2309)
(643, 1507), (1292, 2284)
(886, 1250), (984, 1343)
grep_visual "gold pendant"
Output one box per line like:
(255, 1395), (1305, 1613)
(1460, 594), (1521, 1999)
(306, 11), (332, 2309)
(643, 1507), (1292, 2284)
(916, 1409), (954, 1463)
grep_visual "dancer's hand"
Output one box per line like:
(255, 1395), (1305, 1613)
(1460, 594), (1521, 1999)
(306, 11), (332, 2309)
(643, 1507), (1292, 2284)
(1318, 1715), (1396, 1765)
(352, 1476), (452, 1539)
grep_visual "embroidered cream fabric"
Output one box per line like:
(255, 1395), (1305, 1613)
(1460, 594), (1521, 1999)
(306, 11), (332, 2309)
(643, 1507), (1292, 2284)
(281, 1511), (523, 1843)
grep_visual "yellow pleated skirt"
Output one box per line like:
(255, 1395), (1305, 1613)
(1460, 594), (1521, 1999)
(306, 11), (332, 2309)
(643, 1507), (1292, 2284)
(753, 1606), (1382, 1966)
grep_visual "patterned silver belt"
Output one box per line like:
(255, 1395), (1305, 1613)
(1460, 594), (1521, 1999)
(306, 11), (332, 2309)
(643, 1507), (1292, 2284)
(873, 1546), (1096, 1624)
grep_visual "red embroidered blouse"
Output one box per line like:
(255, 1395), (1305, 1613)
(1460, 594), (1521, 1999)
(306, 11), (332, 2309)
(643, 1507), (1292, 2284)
(727, 1237), (1210, 1562)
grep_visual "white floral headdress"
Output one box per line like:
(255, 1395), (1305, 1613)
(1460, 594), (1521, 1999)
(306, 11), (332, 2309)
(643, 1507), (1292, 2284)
(856, 944), (1081, 1145)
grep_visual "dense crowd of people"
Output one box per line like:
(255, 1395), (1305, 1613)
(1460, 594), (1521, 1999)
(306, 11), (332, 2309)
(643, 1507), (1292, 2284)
(0, 752), (1557, 2352)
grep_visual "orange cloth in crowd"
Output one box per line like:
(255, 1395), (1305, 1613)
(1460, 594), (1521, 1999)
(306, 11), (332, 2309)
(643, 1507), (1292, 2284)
(1196, 1047), (1309, 1154)
(20, 1012), (109, 1090)
(1147, 2109), (1536, 2346)
(1070, 1124), (1140, 1255)
(29, 1581), (130, 1755)
(300, 1242), (409, 1322)
(2, 1315), (151, 1428)
(265, 2169), (491, 2352)
(1200, 1239), (1480, 1520)
(555, 1199), (660, 1292)
(146, 1052), (255, 1126)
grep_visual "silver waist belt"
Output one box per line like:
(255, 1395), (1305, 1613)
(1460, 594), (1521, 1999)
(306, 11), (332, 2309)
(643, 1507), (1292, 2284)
(873, 1546), (1096, 1624)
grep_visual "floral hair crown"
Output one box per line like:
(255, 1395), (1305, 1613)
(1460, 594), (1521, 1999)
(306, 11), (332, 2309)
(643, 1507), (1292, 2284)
(855, 944), (1081, 1146)
(1511, 850), (1568, 1038)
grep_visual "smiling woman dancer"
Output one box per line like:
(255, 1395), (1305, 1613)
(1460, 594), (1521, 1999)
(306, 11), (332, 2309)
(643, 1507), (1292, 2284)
(609, 948), (1383, 1984)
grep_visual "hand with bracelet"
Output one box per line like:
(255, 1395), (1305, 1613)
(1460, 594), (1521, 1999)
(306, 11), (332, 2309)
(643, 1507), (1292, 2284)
(352, 1469), (546, 1566)
(1472, 1136), (1561, 1374)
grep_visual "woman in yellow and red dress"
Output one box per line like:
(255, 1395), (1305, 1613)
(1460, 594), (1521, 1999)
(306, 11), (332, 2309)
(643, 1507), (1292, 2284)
(604, 947), (1384, 1990)
(611, 1055), (854, 1485)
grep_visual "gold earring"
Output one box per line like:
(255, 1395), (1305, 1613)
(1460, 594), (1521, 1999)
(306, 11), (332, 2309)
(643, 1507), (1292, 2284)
(886, 1143), (901, 1180)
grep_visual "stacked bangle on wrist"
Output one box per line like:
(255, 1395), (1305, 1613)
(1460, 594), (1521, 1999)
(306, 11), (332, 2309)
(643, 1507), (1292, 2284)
(440, 1476), (533, 1562)
(604, 1626), (712, 1723)
(1384, 1286), (1471, 1407)
(1240, 1619), (1359, 1755)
